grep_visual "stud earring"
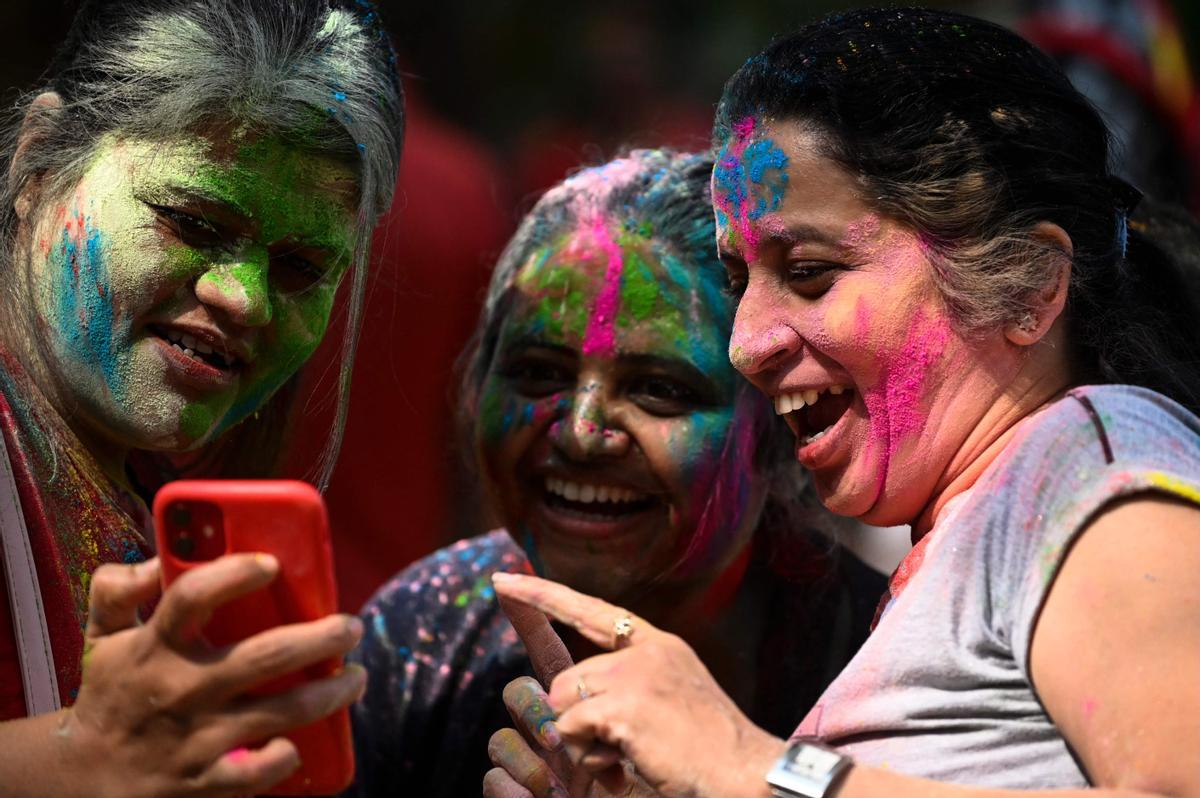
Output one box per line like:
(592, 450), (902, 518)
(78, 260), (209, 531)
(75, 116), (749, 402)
(1017, 312), (1037, 334)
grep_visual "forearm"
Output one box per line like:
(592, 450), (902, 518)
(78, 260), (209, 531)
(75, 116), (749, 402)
(0, 710), (93, 798)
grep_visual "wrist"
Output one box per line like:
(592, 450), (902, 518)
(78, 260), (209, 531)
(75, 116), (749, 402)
(722, 729), (788, 798)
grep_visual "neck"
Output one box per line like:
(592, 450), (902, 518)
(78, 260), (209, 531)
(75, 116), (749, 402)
(912, 346), (1072, 539)
(0, 326), (131, 491)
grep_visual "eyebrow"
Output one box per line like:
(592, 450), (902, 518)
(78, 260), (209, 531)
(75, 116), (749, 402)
(717, 222), (846, 258)
(504, 339), (718, 385)
(145, 184), (349, 252)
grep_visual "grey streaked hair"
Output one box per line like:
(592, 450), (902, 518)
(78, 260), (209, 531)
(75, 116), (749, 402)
(0, 0), (404, 489)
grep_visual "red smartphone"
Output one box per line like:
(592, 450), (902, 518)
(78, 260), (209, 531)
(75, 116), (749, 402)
(152, 479), (353, 795)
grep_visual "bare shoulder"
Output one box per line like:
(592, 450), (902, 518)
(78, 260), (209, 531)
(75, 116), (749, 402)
(1031, 491), (1200, 795)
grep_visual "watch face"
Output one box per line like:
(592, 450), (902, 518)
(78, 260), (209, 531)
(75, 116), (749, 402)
(787, 744), (844, 777)
(767, 741), (850, 798)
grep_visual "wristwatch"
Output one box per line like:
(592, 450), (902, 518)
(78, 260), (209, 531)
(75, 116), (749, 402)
(765, 738), (853, 798)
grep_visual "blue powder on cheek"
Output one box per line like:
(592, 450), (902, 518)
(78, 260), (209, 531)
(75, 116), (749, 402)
(54, 216), (124, 400)
(518, 525), (546, 576)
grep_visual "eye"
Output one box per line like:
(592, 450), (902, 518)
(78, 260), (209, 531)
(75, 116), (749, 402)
(502, 356), (574, 398)
(270, 248), (334, 295)
(150, 204), (223, 247)
(628, 375), (701, 416)
(787, 262), (838, 298)
(720, 254), (748, 299)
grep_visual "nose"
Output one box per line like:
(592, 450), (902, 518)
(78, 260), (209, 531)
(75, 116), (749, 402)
(194, 248), (273, 328)
(728, 281), (802, 377)
(550, 382), (631, 461)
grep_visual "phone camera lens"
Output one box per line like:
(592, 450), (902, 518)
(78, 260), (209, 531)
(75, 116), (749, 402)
(172, 532), (196, 558)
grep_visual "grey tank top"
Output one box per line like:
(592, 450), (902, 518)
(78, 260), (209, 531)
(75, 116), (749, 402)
(794, 385), (1200, 788)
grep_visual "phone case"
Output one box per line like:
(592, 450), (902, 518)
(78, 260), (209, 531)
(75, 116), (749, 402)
(153, 480), (353, 795)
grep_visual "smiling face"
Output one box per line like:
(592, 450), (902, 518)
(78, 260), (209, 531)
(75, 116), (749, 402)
(17, 131), (357, 460)
(476, 221), (766, 602)
(716, 119), (1019, 526)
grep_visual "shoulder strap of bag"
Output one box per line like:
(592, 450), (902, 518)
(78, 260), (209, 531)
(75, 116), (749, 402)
(0, 425), (61, 716)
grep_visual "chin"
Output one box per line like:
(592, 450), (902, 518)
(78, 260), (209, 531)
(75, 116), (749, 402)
(539, 552), (636, 602)
(812, 461), (887, 519)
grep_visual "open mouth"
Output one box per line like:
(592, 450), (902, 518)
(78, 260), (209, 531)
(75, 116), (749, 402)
(775, 385), (855, 445)
(150, 325), (240, 371)
(541, 476), (659, 522)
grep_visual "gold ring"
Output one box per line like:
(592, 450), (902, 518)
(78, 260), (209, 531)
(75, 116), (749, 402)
(613, 615), (634, 649)
(577, 677), (591, 700)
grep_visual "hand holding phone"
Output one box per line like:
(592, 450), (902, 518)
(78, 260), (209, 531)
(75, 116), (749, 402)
(153, 479), (355, 795)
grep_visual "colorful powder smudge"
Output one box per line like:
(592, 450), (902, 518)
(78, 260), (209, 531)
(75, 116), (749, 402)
(580, 216), (626, 357)
(713, 117), (790, 257)
(856, 302), (951, 499)
(677, 395), (760, 578)
(54, 207), (126, 402)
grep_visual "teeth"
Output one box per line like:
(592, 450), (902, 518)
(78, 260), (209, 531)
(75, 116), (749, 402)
(158, 328), (237, 369)
(774, 386), (852, 415)
(545, 478), (648, 505)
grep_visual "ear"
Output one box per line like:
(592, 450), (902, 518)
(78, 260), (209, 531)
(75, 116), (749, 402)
(1005, 221), (1073, 347)
(11, 91), (64, 223)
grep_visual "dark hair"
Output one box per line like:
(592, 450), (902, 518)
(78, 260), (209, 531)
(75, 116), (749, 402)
(0, 0), (405, 486)
(459, 149), (829, 571)
(715, 7), (1200, 415)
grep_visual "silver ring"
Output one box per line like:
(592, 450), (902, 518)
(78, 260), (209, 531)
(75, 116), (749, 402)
(577, 677), (591, 701)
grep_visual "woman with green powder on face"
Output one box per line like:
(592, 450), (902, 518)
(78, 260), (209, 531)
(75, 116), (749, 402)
(348, 149), (884, 798)
(0, 1), (402, 794)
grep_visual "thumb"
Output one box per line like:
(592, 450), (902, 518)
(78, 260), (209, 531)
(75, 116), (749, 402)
(498, 592), (574, 688)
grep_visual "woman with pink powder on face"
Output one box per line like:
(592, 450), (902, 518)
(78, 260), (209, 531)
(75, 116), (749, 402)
(488, 8), (1200, 798)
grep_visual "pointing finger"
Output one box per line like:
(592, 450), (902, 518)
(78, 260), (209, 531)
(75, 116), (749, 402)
(491, 573), (652, 652)
(499, 592), (574, 687)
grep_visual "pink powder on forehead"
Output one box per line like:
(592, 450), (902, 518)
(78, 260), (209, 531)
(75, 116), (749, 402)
(841, 214), (881, 251)
(581, 215), (625, 357)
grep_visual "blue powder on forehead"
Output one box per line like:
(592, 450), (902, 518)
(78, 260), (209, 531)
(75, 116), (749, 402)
(742, 140), (789, 220)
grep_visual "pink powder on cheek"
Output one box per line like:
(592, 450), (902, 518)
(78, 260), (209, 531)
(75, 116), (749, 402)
(864, 310), (950, 468)
(580, 217), (625, 357)
(677, 402), (760, 578)
(854, 304), (951, 503)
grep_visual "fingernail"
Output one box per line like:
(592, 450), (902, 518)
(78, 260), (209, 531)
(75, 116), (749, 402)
(346, 615), (364, 642)
(540, 719), (563, 750)
(491, 572), (519, 583)
(346, 662), (368, 699)
(254, 553), (279, 573)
